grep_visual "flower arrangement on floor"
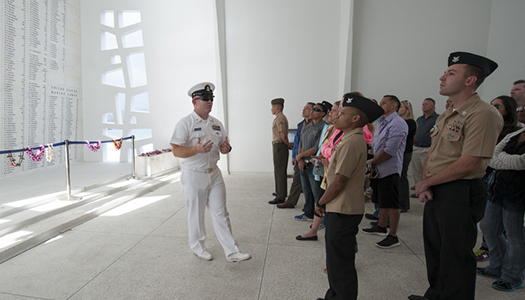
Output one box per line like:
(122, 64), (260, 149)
(138, 148), (172, 157)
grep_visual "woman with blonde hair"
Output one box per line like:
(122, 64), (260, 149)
(397, 100), (417, 212)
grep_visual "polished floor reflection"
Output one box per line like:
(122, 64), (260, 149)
(0, 164), (522, 299)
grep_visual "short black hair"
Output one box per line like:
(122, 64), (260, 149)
(514, 79), (525, 86)
(383, 95), (401, 112)
(354, 108), (370, 127)
(464, 65), (486, 88)
(424, 97), (436, 105)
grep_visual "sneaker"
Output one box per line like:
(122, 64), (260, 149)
(226, 252), (251, 262)
(370, 221), (390, 228)
(361, 224), (387, 236)
(474, 248), (490, 262)
(476, 267), (499, 279)
(364, 213), (379, 220)
(194, 250), (213, 261)
(492, 279), (524, 292)
(295, 214), (313, 221)
(376, 234), (400, 248)
(309, 223), (325, 230)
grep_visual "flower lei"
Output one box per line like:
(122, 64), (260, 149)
(26, 145), (46, 162)
(138, 149), (172, 157)
(7, 151), (24, 167)
(46, 144), (55, 162)
(113, 138), (123, 150)
(86, 140), (101, 152)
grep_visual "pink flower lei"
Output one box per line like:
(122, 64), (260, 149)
(86, 141), (101, 152)
(138, 148), (172, 157)
(26, 145), (45, 162)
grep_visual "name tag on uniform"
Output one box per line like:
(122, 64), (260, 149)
(194, 127), (202, 131)
(212, 125), (221, 131)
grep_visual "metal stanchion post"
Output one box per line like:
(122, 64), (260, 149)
(64, 140), (72, 200)
(131, 135), (136, 179)
(63, 140), (81, 201)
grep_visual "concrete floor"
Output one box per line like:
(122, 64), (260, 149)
(0, 163), (523, 299)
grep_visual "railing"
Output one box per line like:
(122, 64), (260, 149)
(0, 136), (136, 200)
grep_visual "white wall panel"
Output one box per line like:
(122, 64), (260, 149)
(483, 0), (525, 100)
(224, 0), (345, 173)
(352, 0), (493, 115)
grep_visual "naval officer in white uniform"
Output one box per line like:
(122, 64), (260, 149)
(170, 82), (251, 262)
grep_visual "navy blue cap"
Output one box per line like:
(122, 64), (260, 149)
(342, 93), (384, 121)
(448, 52), (498, 77)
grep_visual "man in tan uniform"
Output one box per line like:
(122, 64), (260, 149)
(269, 98), (292, 204)
(315, 93), (384, 300)
(409, 52), (503, 300)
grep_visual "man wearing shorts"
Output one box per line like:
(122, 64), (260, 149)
(361, 95), (408, 248)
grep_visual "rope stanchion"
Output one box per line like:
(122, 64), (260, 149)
(1, 136), (136, 201)
(0, 142), (66, 155)
(0, 137), (134, 154)
(64, 140), (74, 200)
(130, 135), (136, 179)
(67, 136), (133, 145)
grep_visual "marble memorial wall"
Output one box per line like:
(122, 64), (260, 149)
(0, 0), (81, 177)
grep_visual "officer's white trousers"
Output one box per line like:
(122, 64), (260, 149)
(181, 167), (240, 257)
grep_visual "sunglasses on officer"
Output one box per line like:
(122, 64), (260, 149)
(196, 96), (214, 102)
(517, 106), (525, 112)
